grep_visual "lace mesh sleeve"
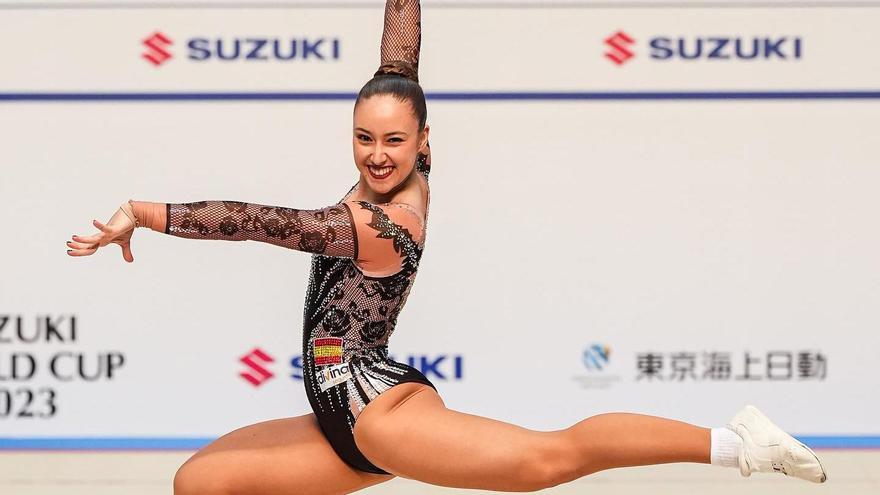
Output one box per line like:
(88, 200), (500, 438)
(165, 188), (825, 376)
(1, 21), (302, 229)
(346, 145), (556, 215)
(164, 201), (358, 258)
(380, 0), (422, 73)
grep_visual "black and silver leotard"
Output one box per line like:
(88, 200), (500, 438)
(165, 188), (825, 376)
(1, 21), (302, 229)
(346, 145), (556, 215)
(163, 157), (433, 473)
(161, 1), (432, 474)
(300, 160), (434, 474)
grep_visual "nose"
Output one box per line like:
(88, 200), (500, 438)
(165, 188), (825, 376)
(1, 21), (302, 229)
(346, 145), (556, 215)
(369, 144), (388, 166)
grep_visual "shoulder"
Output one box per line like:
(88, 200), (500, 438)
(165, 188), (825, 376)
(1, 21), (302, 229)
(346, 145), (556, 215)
(344, 201), (424, 244)
(343, 200), (424, 273)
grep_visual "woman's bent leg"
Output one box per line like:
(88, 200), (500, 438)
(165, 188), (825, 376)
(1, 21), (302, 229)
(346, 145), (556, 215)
(174, 413), (394, 495)
(353, 382), (709, 492)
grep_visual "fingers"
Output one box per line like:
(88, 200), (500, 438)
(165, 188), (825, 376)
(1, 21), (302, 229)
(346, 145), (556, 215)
(69, 223), (102, 257)
(120, 242), (135, 263)
(66, 239), (95, 249)
(93, 219), (111, 232)
(66, 243), (99, 257)
(67, 217), (131, 259)
(72, 233), (100, 244)
(69, 234), (101, 251)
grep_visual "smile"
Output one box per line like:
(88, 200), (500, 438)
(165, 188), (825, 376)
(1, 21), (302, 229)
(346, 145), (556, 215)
(367, 165), (394, 179)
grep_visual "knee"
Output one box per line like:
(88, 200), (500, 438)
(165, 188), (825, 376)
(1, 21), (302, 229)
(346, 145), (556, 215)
(516, 433), (582, 490)
(173, 458), (232, 495)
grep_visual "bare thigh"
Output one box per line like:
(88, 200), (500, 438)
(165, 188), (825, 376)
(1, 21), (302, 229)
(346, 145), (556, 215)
(351, 383), (711, 492)
(174, 413), (394, 495)
(353, 383), (578, 492)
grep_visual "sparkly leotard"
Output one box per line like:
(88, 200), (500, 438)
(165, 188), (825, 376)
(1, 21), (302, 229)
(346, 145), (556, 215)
(161, 0), (432, 473)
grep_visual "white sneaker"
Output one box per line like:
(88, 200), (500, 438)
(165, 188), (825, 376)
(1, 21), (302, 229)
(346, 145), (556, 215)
(726, 405), (827, 483)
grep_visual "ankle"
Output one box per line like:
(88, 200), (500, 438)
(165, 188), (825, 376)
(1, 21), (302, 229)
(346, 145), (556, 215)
(710, 427), (742, 468)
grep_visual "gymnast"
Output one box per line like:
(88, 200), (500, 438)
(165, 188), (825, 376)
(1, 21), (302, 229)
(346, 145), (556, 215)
(67, 1), (826, 493)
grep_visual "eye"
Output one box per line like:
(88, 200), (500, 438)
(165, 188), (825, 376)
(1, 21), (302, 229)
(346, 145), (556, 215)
(388, 137), (403, 143)
(357, 134), (371, 142)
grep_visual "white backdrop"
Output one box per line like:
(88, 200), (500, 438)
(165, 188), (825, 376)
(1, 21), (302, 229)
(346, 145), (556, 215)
(1, 1), (878, 448)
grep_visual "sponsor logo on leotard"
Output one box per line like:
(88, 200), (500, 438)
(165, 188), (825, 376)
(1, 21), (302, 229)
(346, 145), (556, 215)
(313, 337), (343, 366)
(317, 362), (352, 392)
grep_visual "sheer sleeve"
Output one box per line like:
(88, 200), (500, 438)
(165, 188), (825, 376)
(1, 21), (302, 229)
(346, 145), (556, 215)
(164, 201), (358, 258)
(380, 0), (422, 73)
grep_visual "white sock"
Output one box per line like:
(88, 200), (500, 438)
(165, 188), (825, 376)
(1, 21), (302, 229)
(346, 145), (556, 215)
(710, 427), (743, 468)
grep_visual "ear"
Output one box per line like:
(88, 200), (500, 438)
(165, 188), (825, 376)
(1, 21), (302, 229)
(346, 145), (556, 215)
(418, 124), (430, 153)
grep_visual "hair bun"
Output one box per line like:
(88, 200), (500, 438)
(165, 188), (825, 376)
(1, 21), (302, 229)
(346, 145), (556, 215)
(374, 60), (419, 83)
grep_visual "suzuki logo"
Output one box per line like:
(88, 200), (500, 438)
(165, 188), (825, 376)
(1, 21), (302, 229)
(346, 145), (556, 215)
(142, 31), (173, 66)
(604, 31), (635, 66)
(239, 348), (275, 387)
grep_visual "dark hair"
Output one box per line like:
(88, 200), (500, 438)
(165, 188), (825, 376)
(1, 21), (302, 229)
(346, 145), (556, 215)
(355, 60), (427, 132)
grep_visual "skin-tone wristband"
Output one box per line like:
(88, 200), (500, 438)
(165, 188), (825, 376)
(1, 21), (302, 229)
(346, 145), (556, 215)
(118, 203), (138, 227)
(129, 200), (167, 233)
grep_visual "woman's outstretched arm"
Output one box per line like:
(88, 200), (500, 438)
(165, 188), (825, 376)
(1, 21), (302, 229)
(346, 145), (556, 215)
(68, 198), (424, 275)
(131, 200), (359, 258)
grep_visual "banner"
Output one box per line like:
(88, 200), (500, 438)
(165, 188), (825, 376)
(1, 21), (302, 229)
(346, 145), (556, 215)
(1, 2), (878, 447)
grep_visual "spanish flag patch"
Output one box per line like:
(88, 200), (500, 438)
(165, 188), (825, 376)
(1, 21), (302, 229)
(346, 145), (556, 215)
(313, 337), (343, 366)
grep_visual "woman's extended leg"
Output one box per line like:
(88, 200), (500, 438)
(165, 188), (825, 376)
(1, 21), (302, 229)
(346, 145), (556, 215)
(174, 413), (394, 495)
(352, 382), (710, 492)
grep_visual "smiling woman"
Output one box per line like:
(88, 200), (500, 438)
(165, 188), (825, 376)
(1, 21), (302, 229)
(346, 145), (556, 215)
(351, 53), (429, 199)
(65, 0), (827, 494)
(353, 91), (429, 198)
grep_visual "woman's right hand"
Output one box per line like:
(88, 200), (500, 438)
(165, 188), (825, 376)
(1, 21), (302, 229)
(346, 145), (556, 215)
(67, 201), (137, 263)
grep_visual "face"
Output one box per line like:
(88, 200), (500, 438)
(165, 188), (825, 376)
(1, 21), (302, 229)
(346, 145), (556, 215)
(353, 94), (429, 197)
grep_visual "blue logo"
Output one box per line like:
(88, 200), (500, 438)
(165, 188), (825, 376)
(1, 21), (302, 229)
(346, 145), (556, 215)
(290, 354), (464, 381)
(141, 32), (342, 66)
(582, 344), (611, 371)
(649, 36), (802, 61)
(187, 37), (341, 62)
(603, 31), (804, 65)
(389, 354), (464, 381)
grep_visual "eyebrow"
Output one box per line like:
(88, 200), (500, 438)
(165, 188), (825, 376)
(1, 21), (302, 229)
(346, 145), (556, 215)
(355, 127), (408, 137)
